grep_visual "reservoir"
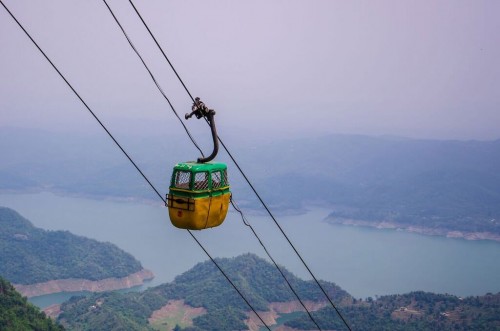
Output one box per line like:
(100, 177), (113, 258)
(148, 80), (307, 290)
(1, 192), (499, 309)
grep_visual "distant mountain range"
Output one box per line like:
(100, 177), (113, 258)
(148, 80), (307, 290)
(238, 135), (500, 233)
(1, 127), (499, 236)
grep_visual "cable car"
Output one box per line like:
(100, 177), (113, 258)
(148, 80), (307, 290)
(167, 162), (230, 229)
(166, 98), (231, 230)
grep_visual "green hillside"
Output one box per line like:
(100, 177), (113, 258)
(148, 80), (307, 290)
(0, 276), (64, 330)
(286, 291), (500, 331)
(57, 254), (500, 330)
(58, 253), (351, 331)
(0, 207), (143, 284)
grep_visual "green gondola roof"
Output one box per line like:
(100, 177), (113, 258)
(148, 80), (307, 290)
(173, 161), (227, 172)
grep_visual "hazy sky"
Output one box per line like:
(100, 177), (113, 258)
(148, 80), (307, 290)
(1, 0), (499, 140)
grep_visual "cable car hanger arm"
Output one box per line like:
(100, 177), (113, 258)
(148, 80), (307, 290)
(185, 97), (219, 163)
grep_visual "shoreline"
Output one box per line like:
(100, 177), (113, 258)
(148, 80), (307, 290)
(14, 268), (154, 298)
(325, 217), (500, 243)
(3, 189), (499, 243)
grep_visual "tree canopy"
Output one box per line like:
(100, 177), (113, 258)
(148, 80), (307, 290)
(0, 276), (64, 331)
(0, 207), (143, 284)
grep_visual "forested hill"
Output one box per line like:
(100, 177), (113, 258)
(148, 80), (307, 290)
(0, 276), (64, 330)
(58, 253), (352, 331)
(56, 254), (500, 330)
(0, 207), (143, 284)
(285, 291), (500, 331)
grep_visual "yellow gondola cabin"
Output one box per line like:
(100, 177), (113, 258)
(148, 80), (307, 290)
(166, 162), (231, 230)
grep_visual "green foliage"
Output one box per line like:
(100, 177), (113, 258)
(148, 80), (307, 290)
(163, 254), (350, 310)
(57, 255), (500, 330)
(0, 207), (143, 284)
(147, 254), (349, 330)
(59, 254), (351, 331)
(285, 291), (500, 331)
(58, 292), (154, 331)
(0, 276), (64, 330)
(192, 307), (247, 331)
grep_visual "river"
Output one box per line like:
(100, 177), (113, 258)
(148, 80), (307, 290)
(1, 192), (499, 309)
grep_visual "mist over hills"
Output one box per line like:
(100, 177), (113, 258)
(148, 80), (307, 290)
(1, 127), (500, 235)
(249, 135), (500, 234)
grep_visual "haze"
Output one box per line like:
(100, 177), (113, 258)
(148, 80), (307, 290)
(1, 0), (499, 140)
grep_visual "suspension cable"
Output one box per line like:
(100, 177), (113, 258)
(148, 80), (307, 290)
(185, 230), (271, 330)
(128, 0), (195, 103)
(101, 0), (204, 158)
(103, 3), (323, 329)
(0, 2), (270, 329)
(231, 200), (323, 330)
(126, 2), (352, 330)
(222, 139), (352, 331)
(0, 1), (161, 203)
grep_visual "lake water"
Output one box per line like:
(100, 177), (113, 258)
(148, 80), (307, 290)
(1, 192), (499, 309)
